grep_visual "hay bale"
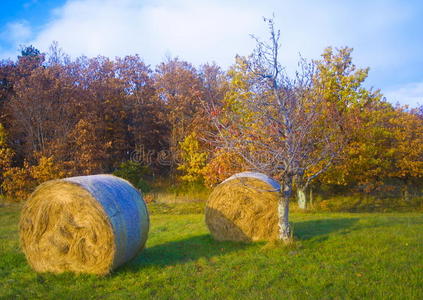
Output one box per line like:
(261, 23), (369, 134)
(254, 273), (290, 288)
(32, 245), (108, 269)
(19, 174), (149, 275)
(205, 172), (280, 242)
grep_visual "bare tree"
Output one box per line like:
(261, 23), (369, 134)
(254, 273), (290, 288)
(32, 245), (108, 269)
(208, 18), (346, 241)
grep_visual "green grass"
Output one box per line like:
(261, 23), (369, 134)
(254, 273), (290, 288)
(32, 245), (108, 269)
(0, 203), (422, 299)
(145, 185), (210, 204)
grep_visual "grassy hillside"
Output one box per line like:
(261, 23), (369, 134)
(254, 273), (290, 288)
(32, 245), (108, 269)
(1, 204), (422, 299)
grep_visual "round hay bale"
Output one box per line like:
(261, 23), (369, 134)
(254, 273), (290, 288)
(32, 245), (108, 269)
(205, 172), (280, 242)
(19, 174), (149, 275)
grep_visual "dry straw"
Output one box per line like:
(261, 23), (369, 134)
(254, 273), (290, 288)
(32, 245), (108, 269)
(205, 172), (281, 242)
(19, 174), (149, 275)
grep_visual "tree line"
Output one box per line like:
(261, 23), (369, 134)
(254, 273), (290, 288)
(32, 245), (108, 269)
(0, 40), (421, 209)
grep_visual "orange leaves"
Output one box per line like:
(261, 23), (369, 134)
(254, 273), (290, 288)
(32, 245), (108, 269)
(67, 118), (110, 175)
(0, 124), (14, 175)
(1, 156), (67, 201)
(202, 150), (247, 187)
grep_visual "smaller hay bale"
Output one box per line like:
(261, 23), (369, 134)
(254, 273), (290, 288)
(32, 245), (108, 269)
(205, 172), (280, 242)
(19, 174), (149, 275)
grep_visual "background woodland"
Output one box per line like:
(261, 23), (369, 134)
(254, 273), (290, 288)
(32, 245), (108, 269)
(0, 43), (421, 211)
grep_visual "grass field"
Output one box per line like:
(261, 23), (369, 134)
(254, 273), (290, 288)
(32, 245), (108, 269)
(1, 203), (422, 299)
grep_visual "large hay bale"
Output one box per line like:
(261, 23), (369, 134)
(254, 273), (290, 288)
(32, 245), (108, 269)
(19, 174), (149, 275)
(205, 172), (280, 242)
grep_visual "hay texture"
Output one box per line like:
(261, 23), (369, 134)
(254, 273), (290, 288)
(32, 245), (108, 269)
(19, 174), (149, 275)
(205, 172), (281, 242)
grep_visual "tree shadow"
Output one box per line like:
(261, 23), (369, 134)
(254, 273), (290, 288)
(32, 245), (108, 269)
(118, 215), (360, 273)
(293, 218), (359, 240)
(119, 234), (249, 273)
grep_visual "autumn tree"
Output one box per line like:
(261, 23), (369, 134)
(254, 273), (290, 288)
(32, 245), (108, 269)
(294, 47), (381, 209)
(63, 55), (156, 173)
(210, 18), (348, 241)
(77, 56), (130, 170)
(0, 60), (18, 125)
(319, 102), (423, 200)
(201, 57), (253, 186)
(387, 106), (423, 200)
(0, 124), (14, 182)
(7, 63), (77, 162)
(67, 118), (110, 175)
(202, 149), (247, 186)
(155, 58), (205, 172)
(45, 41), (70, 66)
(115, 55), (168, 170)
(0, 46), (44, 127)
(17, 45), (44, 75)
(2, 155), (66, 201)
(177, 132), (208, 183)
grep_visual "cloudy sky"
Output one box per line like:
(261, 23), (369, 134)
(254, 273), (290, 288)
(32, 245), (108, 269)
(1, 0), (422, 107)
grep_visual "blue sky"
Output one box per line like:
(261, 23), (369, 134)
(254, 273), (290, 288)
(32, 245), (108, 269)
(0, 0), (422, 107)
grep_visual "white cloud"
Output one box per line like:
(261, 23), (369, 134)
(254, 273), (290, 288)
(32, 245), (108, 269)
(0, 0), (421, 107)
(29, 0), (268, 66)
(1, 21), (32, 44)
(384, 82), (423, 107)
(5, 0), (416, 71)
(0, 21), (32, 59)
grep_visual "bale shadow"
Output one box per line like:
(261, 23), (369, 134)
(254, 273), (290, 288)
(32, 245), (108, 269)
(119, 210), (257, 273)
(205, 207), (269, 243)
(120, 216), (359, 273)
(121, 234), (249, 273)
(293, 218), (359, 240)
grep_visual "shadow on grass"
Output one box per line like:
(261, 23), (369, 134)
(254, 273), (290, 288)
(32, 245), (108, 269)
(120, 214), (362, 274)
(121, 234), (249, 273)
(123, 218), (360, 273)
(293, 218), (359, 240)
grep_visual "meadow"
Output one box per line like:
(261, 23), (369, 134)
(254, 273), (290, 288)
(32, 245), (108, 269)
(1, 202), (422, 299)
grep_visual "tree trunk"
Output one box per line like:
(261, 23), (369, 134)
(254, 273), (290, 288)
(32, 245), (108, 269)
(278, 178), (292, 241)
(309, 187), (313, 207)
(402, 180), (411, 202)
(297, 186), (307, 210)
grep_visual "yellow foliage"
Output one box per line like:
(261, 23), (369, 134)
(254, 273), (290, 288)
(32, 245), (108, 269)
(318, 103), (423, 192)
(1, 156), (67, 202)
(30, 156), (67, 183)
(223, 56), (260, 126)
(177, 133), (208, 183)
(2, 162), (33, 201)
